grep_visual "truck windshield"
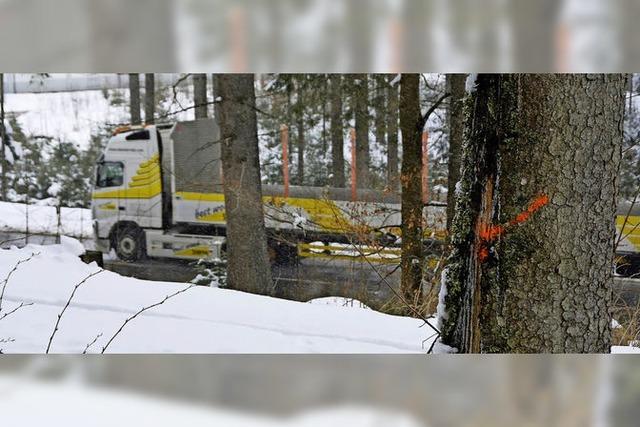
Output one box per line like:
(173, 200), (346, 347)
(96, 162), (124, 188)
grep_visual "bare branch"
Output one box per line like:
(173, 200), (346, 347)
(0, 302), (34, 322)
(46, 270), (104, 354)
(101, 284), (195, 353)
(0, 252), (40, 313)
(82, 333), (103, 354)
(418, 92), (451, 132)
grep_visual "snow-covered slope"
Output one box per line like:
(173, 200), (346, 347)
(0, 239), (432, 353)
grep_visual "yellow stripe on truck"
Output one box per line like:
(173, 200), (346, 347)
(92, 154), (162, 200)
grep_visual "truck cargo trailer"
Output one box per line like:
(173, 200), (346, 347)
(91, 119), (447, 264)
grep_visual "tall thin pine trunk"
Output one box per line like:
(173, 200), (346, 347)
(399, 74), (424, 306)
(445, 74), (466, 230)
(354, 74), (370, 188)
(128, 73), (141, 125)
(193, 73), (208, 119)
(387, 75), (399, 190)
(330, 74), (345, 187)
(144, 73), (155, 124)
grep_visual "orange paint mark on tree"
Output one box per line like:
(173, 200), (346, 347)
(477, 194), (549, 263)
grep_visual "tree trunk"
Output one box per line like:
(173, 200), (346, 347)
(213, 74), (272, 295)
(445, 74), (466, 231)
(296, 77), (305, 185)
(193, 73), (208, 119)
(374, 75), (387, 171)
(387, 74), (399, 190)
(441, 74), (626, 353)
(329, 74), (345, 187)
(128, 73), (141, 125)
(399, 74), (424, 306)
(297, 112), (305, 185)
(144, 73), (155, 124)
(354, 74), (370, 188)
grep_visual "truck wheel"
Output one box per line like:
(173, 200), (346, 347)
(114, 225), (145, 262)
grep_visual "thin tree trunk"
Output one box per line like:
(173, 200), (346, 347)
(297, 108), (305, 185)
(213, 74), (272, 295)
(144, 73), (155, 124)
(387, 74), (399, 190)
(295, 77), (305, 185)
(354, 74), (370, 188)
(374, 75), (387, 177)
(193, 73), (208, 119)
(330, 74), (345, 187)
(445, 74), (466, 231)
(399, 74), (424, 306)
(128, 73), (141, 125)
(441, 74), (626, 353)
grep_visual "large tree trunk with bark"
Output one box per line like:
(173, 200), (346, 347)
(128, 73), (141, 125)
(213, 74), (272, 295)
(329, 74), (345, 187)
(399, 74), (424, 306)
(353, 74), (370, 188)
(445, 74), (466, 230)
(144, 73), (155, 124)
(441, 74), (626, 353)
(386, 75), (399, 190)
(193, 73), (208, 119)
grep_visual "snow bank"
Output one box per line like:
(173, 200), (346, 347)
(0, 374), (422, 427)
(0, 242), (433, 353)
(0, 200), (92, 238)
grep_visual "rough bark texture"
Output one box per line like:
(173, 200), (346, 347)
(399, 74), (424, 305)
(387, 75), (399, 190)
(144, 73), (155, 124)
(446, 74), (466, 230)
(128, 73), (141, 125)
(329, 75), (345, 187)
(354, 74), (370, 188)
(193, 73), (208, 119)
(442, 74), (626, 353)
(213, 74), (272, 296)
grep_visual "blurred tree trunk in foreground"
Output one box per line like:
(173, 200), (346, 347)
(441, 74), (626, 353)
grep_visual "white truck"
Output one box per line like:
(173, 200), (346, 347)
(91, 119), (447, 264)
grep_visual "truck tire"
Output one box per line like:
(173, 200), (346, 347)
(114, 225), (145, 262)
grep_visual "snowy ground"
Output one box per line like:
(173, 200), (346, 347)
(0, 373), (421, 426)
(0, 200), (92, 239)
(0, 239), (435, 353)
